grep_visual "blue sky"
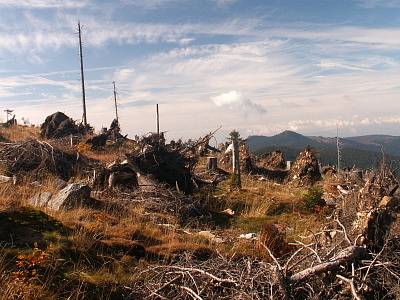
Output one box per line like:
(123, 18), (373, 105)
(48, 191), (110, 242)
(1, 0), (400, 140)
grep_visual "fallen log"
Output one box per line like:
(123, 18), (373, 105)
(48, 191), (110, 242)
(289, 246), (367, 283)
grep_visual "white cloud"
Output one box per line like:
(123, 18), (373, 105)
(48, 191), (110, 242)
(119, 0), (181, 9)
(212, 0), (238, 7)
(211, 90), (266, 114)
(356, 0), (400, 8)
(0, 0), (89, 8)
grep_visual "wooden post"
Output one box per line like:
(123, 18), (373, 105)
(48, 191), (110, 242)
(206, 157), (218, 171)
(78, 21), (87, 126)
(231, 130), (241, 188)
(156, 104), (160, 136)
(113, 81), (119, 122)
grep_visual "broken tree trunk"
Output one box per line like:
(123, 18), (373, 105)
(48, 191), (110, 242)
(206, 157), (218, 171)
(231, 132), (241, 188)
(289, 245), (367, 283)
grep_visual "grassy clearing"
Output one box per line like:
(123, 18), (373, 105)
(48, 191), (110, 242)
(0, 125), (40, 142)
(0, 126), (334, 299)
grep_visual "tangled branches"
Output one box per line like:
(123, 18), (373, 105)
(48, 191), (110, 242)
(0, 139), (84, 180)
(127, 255), (275, 299)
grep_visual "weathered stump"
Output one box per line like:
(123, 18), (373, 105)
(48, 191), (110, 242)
(206, 157), (218, 171)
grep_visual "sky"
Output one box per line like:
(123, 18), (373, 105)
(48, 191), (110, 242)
(1, 0), (400, 141)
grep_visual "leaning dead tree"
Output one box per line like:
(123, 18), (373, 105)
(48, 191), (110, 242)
(230, 130), (241, 188)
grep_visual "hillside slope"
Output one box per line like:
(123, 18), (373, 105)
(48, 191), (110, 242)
(248, 131), (400, 169)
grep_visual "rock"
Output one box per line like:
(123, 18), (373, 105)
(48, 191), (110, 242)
(198, 231), (216, 240)
(41, 112), (86, 139)
(48, 183), (92, 211)
(221, 208), (235, 216)
(239, 233), (257, 240)
(29, 192), (53, 208)
(197, 231), (224, 244)
(0, 175), (12, 183)
(54, 178), (68, 190)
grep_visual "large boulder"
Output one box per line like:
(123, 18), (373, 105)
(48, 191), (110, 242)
(29, 184), (95, 211)
(29, 192), (53, 208)
(50, 183), (92, 210)
(41, 112), (86, 139)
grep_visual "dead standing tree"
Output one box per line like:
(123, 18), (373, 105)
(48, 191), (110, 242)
(78, 21), (87, 127)
(230, 130), (241, 189)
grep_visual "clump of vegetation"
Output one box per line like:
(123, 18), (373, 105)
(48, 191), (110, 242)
(303, 186), (324, 211)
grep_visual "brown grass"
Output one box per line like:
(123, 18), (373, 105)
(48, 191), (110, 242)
(0, 125), (40, 142)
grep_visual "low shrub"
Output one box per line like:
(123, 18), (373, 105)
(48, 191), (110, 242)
(303, 186), (324, 211)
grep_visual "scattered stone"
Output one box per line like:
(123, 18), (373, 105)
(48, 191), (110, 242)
(54, 178), (68, 190)
(29, 192), (53, 208)
(197, 231), (224, 244)
(239, 233), (257, 240)
(0, 175), (12, 183)
(47, 183), (93, 211)
(198, 231), (215, 240)
(221, 208), (235, 216)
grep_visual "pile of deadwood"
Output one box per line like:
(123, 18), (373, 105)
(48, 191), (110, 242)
(286, 146), (321, 186)
(85, 119), (126, 149)
(2, 115), (17, 128)
(0, 139), (91, 181)
(259, 150), (287, 169)
(120, 165), (400, 299)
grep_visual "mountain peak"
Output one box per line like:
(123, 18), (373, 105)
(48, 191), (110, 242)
(277, 130), (303, 137)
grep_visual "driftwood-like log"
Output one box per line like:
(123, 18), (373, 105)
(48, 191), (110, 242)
(289, 246), (366, 283)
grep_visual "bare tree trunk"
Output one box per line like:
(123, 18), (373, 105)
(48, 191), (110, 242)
(206, 157), (218, 171)
(232, 135), (241, 188)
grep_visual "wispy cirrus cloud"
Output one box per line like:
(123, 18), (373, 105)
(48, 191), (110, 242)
(0, 0), (89, 8)
(356, 0), (400, 8)
(212, 0), (238, 7)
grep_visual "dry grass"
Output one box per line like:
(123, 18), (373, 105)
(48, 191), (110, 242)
(0, 125), (40, 142)
(0, 126), (334, 298)
(0, 175), (66, 210)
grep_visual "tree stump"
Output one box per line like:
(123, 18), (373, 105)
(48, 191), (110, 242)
(206, 157), (218, 171)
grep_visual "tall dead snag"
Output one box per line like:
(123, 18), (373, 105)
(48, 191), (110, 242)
(230, 130), (241, 188)
(78, 21), (87, 126)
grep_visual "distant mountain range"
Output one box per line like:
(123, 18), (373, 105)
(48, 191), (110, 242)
(247, 131), (400, 169)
